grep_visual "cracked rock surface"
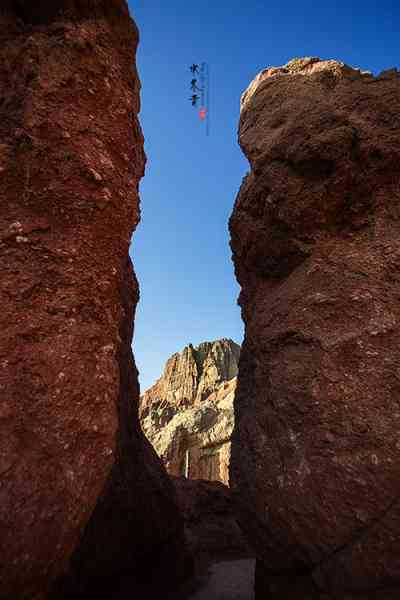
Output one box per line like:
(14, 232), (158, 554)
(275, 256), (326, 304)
(0, 2), (190, 598)
(229, 57), (400, 599)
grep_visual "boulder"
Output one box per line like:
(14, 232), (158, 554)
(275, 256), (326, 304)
(229, 58), (400, 598)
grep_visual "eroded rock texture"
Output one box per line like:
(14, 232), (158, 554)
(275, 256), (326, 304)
(229, 57), (400, 599)
(0, 3), (189, 598)
(140, 339), (240, 483)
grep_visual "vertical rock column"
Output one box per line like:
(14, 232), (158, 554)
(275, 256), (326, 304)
(0, 2), (189, 599)
(230, 58), (400, 599)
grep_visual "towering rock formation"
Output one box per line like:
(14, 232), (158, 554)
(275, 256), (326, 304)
(140, 339), (240, 484)
(0, 3), (190, 598)
(230, 58), (400, 599)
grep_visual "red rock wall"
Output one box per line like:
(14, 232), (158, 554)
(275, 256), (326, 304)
(230, 58), (400, 599)
(0, 3), (189, 598)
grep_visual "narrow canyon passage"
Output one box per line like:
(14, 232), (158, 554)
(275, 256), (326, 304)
(182, 560), (256, 600)
(1, 2), (400, 600)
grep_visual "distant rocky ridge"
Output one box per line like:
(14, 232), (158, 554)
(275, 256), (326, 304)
(140, 339), (240, 484)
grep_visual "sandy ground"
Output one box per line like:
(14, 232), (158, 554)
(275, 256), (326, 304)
(184, 559), (256, 600)
(111, 557), (255, 599)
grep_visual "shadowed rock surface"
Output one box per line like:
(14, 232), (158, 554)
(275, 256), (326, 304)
(185, 559), (255, 600)
(140, 339), (240, 483)
(229, 57), (400, 599)
(173, 476), (252, 565)
(0, 2), (190, 598)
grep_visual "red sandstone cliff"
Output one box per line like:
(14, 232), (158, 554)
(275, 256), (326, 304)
(230, 58), (400, 599)
(0, 3), (190, 598)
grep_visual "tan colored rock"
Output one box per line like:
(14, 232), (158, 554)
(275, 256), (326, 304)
(141, 338), (240, 414)
(0, 3), (190, 598)
(140, 339), (240, 484)
(144, 378), (236, 484)
(230, 57), (400, 598)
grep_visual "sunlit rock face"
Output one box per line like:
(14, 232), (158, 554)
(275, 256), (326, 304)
(230, 57), (400, 599)
(140, 339), (240, 484)
(0, 2), (190, 598)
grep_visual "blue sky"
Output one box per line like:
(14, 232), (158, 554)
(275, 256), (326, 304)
(127, 0), (399, 391)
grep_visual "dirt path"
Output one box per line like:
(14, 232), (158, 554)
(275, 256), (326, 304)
(185, 559), (255, 600)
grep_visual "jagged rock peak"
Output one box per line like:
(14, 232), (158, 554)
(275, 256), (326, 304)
(141, 338), (240, 414)
(140, 338), (240, 485)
